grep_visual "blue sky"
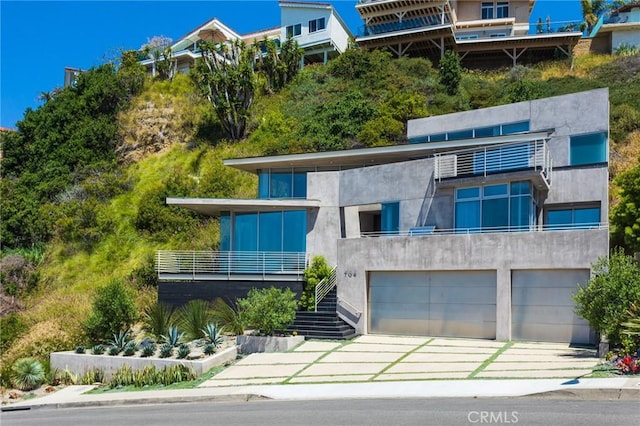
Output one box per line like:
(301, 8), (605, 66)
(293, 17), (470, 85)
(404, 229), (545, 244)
(0, 1), (582, 130)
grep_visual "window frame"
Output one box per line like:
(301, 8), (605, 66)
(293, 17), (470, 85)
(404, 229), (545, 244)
(545, 205), (601, 230)
(286, 23), (302, 38)
(309, 17), (326, 33)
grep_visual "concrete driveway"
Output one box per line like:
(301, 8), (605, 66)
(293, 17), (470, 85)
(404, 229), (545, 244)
(200, 335), (601, 388)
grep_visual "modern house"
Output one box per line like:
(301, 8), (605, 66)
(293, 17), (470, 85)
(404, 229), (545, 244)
(160, 88), (609, 345)
(589, 2), (640, 54)
(354, 0), (583, 67)
(140, 1), (352, 76)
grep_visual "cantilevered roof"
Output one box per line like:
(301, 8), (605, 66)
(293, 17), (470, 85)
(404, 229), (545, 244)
(455, 32), (583, 52)
(224, 131), (553, 173)
(166, 198), (321, 217)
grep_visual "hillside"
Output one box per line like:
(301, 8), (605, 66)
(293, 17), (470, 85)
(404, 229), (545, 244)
(1, 50), (639, 379)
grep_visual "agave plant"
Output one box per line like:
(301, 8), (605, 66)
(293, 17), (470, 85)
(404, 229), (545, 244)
(161, 326), (185, 347)
(201, 323), (225, 347)
(159, 343), (174, 358)
(109, 330), (132, 352)
(11, 358), (45, 391)
(176, 343), (190, 359)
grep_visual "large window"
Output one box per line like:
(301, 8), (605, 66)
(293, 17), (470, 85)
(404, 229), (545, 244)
(481, 2), (494, 19)
(258, 169), (307, 199)
(482, 2), (509, 20)
(381, 202), (400, 235)
(309, 17), (326, 33)
(409, 120), (529, 144)
(286, 24), (302, 38)
(546, 206), (600, 230)
(570, 132), (607, 166)
(221, 210), (306, 252)
(455, 181), (534, 232)
(496, 2), (509, 18)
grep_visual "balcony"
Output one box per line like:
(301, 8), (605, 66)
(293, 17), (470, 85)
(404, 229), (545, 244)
(434, 139), (552, 188)
(156, 251), (308, 281)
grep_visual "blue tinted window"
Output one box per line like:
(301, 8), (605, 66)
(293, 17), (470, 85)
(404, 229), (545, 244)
(510, 196), (532, 230)
(258, 171), (270, 199)
(258, 212), (282, 252)
(570, 132), (607, 166)
(283, 211), (307, 252)
(456, 200), (481, 231)
(475, 126), (500, 138)
(234, 213), (258, 251)
(409, 135), (429, 144)
(381, 202), (400, 234)
(484, 184), (508, 197)
(546, 210), (573, 229)
(430, 133), (447, 142)
(270, 172), (292, 198)
(574, 208), (600, 226)
(457, 187), (480, 199)
(510, 181), (530, 195)
(502, 121), (530, 134)
(220, 213), (231, 251)
(482, 198), (509, 229)
(293, 173), (307, 198)
(448, 129), (474, 141)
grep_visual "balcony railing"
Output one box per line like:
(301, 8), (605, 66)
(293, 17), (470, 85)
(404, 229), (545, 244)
(358, 223), (608, 238)
(156, 250), (308, 280)
(434, 139), (552, 184)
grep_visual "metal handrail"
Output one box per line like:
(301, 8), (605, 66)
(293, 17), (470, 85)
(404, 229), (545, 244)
(156, 251), (308, 279)
(434, 139), (552, 182)
(314, 267), (337, 312)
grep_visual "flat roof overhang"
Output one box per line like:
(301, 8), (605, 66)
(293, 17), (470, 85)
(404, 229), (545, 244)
(223, 131), (553, 173)
(356, 24), (454, 48)
(356, 0), (450, 18)
(166, 198), (320, 216)
(455, 32), (583, 53)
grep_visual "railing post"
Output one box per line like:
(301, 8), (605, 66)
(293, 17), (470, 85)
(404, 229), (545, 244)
(192, 251), (196, 280)
(263, 252), (266, 280)
(484, 147), (487, 177)
(227, 251), (231, 279)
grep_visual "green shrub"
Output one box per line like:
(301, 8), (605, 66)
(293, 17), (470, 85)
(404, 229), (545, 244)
(237, 287), (297, 335)
(178, 299), (211, 340)
(11, 358), (45, 391)
(615, 43), (639, 57)
(574, 249), (640, 346)
(123, 341), (137, 356)
(75, 345), (85, 354)
(210, 297), (245, 335)
(80, 369), (105, 385)
(142, 301), (175, 340)
(141, 343), (156, 358)
(91, 344), (105, 355)
(0, 313), (28, 353)
(159, 343), (173, 358)
(85, 279), (137, 342)
(108, 345), (120, 356)
(439, 50), (463, 96)
(299, 256), (332, 311)
(203, 343), (216, 355)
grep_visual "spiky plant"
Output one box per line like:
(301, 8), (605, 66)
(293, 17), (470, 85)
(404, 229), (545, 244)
(142, 301), (175, 340)
(161, 326), (185, 347)
(11, 358), (45, 391)
(108, 345), (120, 356)
(176, 343), (190, 359)
(123, 341), (137, 356)
(178, 299), (211, 341)
(75, 345), (85, 354)
(91, 344), (105, 355)
(203, 343), (216, 356)
(108, 330), (131, 352)
(210, 297), (245, 335)
(159, 343), (174, 358)
(201, 323), (224, 347)
(141, 343), (156, 358)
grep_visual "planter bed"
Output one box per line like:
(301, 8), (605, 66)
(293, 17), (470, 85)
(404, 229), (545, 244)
(50, 345), (237, 380)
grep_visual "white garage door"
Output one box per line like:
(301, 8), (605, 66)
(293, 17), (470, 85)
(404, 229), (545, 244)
(512, 269), (593, 344)
(369, 271), (496, 339)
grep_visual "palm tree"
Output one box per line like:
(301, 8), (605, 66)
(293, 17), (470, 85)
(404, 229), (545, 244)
(580, 0), (609, 33)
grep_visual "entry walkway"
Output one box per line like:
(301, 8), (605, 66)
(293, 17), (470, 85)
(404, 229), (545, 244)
(200, 335), (601, 388)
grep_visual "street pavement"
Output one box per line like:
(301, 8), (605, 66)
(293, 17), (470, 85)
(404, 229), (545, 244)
(3, 335), (639, 410)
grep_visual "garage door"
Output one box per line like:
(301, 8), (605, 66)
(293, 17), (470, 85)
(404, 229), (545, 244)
(512, 269), (593, 344)
(369, 271), (496, 338)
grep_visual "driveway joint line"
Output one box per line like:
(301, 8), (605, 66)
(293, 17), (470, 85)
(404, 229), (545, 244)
(370, 338), (435, 381)
(281, 339), (350, 384)
(467, 341), (514, 379)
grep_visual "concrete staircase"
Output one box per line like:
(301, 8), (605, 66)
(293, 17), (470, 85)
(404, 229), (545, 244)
(287, 288), (356, 340)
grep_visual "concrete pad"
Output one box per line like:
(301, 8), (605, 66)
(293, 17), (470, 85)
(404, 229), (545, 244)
(503, 348), (597, 356)
(235, 352), (324, 365)
(288, 374), (374, 384)
(213, 364), (304, 379)
(320, 351), (404, 363)
(200, 377), (288, 387)
(337, 343), (415, 353)
(293, 341), (343, 352)
(415, 345), (497, 354)
(510, 342), (578, 350)
(495, 354), (600, 363)
(403, 353), (491, 363)
(476, 369), (594, 379)
(386, 362), (481, 374)
(298, 362), (388, 376)
(374, 372), (471, 381)
(428, 338), (505, 348)
(353, 335), (430, 346)
(485, 361), (599, 371)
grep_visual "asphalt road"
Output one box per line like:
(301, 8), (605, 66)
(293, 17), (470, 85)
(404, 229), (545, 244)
(2, 397), (638, 426)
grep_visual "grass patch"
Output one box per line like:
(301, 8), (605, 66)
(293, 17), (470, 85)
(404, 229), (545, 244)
(370, 338), (435, 381)
(466, 341), (514, 379)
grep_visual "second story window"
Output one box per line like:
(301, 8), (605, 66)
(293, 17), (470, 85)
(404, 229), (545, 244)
(286, 23), (302, 38)
(496, 2), (509, 18)
(482, 2), (509, 20)
(481, 2), (494, 19)
(309, 17), (326, 33)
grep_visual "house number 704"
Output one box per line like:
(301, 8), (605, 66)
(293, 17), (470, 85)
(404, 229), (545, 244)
(344, 271), (356, 278)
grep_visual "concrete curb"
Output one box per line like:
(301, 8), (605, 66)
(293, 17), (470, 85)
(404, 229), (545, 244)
(524, 388), (640, 400)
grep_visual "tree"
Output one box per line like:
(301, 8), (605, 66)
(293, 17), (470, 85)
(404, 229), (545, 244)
(142, 35), (175, 80)
(439, 50), (463, 96)
(611, 161), (640, 252)
(191, 39), (256, 141)
(85, 279), (138, 342)
(574, 249), (640, 346)
(581, 0), (608, 33)
(253, 37), (303, 93)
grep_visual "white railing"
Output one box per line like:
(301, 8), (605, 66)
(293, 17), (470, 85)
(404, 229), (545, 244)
(434, 140), (552, 184)
(314, 267), (337, 312)
(156, 251), (308, 279)
(358, 223), (608, 239)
